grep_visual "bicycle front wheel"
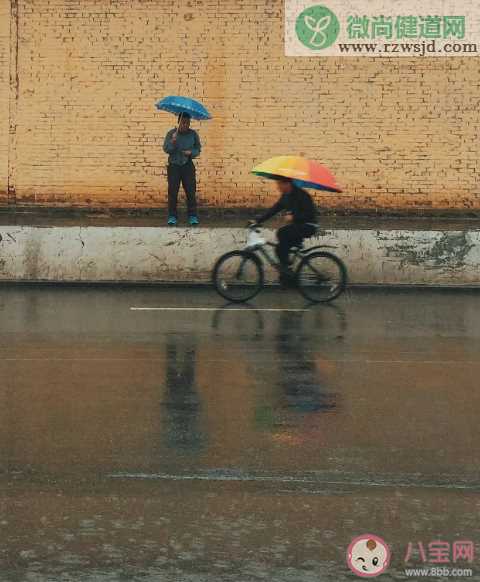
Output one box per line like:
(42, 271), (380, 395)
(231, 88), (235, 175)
(212, 251), (264, 303)
(296, 251), (347, 303)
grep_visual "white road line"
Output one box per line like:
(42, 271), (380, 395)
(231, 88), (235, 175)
(107, 472), (480, 491)
(0, 357), (477, 365)
(130, 307), (308, 312)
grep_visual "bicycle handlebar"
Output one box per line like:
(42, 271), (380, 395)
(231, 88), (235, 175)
(247, 221), (260, 231)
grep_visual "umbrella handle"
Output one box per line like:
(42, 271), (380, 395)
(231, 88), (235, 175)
(176, 112), (183, 138)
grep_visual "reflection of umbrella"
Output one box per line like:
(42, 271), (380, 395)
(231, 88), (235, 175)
(252, 156), (342, 193)
(155, 96), (212, 120)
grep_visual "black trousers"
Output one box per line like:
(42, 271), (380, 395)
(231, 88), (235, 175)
(276, 223), (316, 269)
(167, 161), (197, 217)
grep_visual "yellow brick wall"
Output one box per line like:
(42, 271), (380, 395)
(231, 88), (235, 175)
(1, 0), (479, 211)
(0, 0), (11, 204)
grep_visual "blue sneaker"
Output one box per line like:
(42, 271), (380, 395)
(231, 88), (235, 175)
(189, 215), (199, 226)
(167, 215), (177, 226)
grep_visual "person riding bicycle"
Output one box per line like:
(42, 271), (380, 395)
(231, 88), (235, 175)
(253, 176), (317, 285)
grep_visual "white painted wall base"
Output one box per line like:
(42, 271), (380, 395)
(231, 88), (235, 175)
(0, 226), (479, 285)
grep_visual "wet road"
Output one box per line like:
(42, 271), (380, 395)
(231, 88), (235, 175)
(1, 286), (479, 581)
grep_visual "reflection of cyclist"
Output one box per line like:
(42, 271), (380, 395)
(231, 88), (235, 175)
(254, 177), (317, 285)
(276, 311), (336, 414)
(163, 334), (204, 453)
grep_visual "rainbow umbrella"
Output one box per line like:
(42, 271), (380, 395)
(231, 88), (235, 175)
(252, 156), (342, 193)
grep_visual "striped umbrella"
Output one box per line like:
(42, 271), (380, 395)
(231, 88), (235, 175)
(252, 156), (342, 193)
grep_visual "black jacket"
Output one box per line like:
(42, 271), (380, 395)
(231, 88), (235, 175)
(256, 185), (317, 225)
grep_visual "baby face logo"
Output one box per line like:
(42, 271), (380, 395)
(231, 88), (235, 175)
(295, 5), (340, 50)
(347, 534), (391, 578)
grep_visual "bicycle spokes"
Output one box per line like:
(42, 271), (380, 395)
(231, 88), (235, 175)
(213, 251), (264, 303)
(297, 252), (347, 303)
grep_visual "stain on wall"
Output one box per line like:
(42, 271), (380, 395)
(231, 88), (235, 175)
(381, 231), (476, 272)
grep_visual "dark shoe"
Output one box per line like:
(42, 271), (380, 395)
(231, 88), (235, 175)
(279, 269), (296, 289)
(189, 215), (200, 226)
(167, 215), (177, 226)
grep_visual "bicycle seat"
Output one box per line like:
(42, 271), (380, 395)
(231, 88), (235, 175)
(306, 223), (320, 234)
(290, 243), (304, 252)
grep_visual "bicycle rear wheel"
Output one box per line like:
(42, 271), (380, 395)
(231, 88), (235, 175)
(296, 251), (347, 303)
(212, 251), (264, 303)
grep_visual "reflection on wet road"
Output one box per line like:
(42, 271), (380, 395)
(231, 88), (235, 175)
(163, 333), (204, 454)
(0, 286), (479, 580)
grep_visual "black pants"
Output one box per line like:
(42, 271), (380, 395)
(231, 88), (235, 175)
(167, 161), (197, 217)
(276, 223), (316, 269)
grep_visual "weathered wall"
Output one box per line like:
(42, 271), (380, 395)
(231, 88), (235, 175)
(1, 0), (479, 211)
(0, 225), (479, 284)
(0, 0), (11, 204)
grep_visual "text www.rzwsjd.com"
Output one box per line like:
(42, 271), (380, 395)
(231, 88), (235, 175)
(339, 40), (478, 55)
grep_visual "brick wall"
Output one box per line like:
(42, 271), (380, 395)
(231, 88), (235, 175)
(0, 0), (11, 204)
(1, 0), (479, 211)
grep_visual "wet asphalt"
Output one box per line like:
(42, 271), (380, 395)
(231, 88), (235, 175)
(0, 285), (479, 581)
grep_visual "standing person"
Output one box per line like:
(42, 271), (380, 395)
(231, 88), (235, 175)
(163, 113), (201, 226)
(254, 177), (317, 285)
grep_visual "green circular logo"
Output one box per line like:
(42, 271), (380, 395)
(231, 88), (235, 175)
(295, 5), (340, 50)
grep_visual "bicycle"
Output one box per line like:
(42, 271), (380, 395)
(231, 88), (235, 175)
(212, 224), (348, 303)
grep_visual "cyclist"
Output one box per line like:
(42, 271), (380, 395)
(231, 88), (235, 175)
(253, 177), (317, 285)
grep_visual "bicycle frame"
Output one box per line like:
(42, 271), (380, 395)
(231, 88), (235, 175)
(256, 243), (285, 273)
(244, 227), (337, 273)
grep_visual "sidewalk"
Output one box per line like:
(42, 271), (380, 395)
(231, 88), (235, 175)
(1, 206), (479, 230)
(0, 207), (479, 285)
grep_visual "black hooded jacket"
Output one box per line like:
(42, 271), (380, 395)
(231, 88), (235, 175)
(256, 185), (317, 225)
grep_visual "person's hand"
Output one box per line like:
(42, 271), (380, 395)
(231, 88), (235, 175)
(284, 213), (294, 223)
(183, 150), (192, 156)
(171, 132), (177, 144)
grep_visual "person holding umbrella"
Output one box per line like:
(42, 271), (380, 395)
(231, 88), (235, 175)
(163, 113), (201, 226)
(251, 156), (342, 286)
(157, 96), (211, 227)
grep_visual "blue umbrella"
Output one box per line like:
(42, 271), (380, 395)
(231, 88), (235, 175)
(155, 96), (212, 121)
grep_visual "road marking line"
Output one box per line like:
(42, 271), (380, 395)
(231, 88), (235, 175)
(0, 359), (476, 364)
(130, 307), (308, 312)
(107, 472), (480, 491)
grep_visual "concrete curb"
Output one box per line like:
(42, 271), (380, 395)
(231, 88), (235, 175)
(0, 225), (479, 285)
